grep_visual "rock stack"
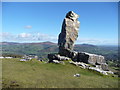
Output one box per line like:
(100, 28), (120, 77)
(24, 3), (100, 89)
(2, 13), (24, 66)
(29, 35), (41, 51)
(48, 11), (109, 72)
(58, 11), (80, 56)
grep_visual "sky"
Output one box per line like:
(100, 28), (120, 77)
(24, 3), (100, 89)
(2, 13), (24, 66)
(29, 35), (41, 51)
(1, 2), (118, 45)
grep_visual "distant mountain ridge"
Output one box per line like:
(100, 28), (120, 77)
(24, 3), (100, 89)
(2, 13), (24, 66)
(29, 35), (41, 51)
(1, 41), (118, 61)
(1, 41), (97, 46)
(0, 41), (56, 45)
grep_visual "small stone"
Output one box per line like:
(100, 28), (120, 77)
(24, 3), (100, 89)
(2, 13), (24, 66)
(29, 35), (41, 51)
(53, 60), (60, 64)
(74, 73), (80, 77)
(20, 59), (27, 61)
(101, 63), (109, 71)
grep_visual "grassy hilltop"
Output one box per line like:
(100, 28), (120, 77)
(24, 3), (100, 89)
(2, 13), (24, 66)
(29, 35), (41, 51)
(2, 58), (119, 88)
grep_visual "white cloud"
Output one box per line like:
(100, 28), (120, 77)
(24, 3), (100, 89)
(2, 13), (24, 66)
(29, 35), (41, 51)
(76, 38), (118, 45)
(0, 32), (16, 41)
(37, 33), (57, 41)
(24, 25), (32, 29)
(0, 32), (117, 45)
(0, 32), (57, 43)
(18, 33), (31, 38)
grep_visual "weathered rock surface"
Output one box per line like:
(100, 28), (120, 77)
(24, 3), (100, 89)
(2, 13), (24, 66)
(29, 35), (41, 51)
(58, 11), (80, 56)
(47, 11), (110, 75)
(76, 52), (109, 70)
(101, 63), (109, 71)
(52, 60), (60, 64)
(48, 54), (70, 62)
(52, 60), (65, 64)
(88, 67), (113, 75)
(88, 67), (108, 75)
(77, 52), (106, 65)
(69, 61), (113, 75)
(20, 59), (28, 61)
(69, 61), (90, 69)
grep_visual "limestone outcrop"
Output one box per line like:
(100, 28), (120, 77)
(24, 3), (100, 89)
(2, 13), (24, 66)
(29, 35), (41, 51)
(76, 52), (108, 70)
(47, 11), (109, 75)
(77, 52), (105, 64)
(48, 54), (70, 62)
(69, 61), (113, 75)
(58, 11), (80, 57)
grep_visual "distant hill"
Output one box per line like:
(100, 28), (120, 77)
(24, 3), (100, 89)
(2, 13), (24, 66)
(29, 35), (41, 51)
(1, 41), (118, 61)
(0, 41), (57, 45)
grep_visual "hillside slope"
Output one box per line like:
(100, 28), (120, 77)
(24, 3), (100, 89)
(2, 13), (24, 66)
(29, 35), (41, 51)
(2, 58), (119, 88)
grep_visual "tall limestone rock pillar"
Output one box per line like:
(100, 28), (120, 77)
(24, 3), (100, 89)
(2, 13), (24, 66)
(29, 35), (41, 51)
(58, 11), (80, 57)
(48, 11), (108, 71)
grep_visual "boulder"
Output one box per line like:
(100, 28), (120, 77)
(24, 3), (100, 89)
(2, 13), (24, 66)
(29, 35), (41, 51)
(48, 53), (70, 62)
(48, 54), (57, 62)
(77, 52), (106, 65)
(101, 63), (109, 71)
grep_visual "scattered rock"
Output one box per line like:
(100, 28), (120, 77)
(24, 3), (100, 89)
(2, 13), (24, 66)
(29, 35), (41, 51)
(0, 56), (4, 59)
(5, 57), (13, 59)
(52, 60), (65, 65)
(10, 81), (20, 88)
(74, 73), (80, 77)
(88, 67), (108, 75)
(88, 67), (114, 75)
(59, 61), (65, 65)
(106, 71), (114, 74)
(53, 60), (60, 64)
(69, 61), (90, 69)
(70, 61), (113, 75)
(56, 54), (70, 60)
(48, 53), (70, 62)
(38, 59), (43, 61)
(20, 59), (27, 61)
(101, 63), (109, 71)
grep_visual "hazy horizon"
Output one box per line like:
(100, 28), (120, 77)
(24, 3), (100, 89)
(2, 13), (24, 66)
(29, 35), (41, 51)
(1, 41), (118, 46)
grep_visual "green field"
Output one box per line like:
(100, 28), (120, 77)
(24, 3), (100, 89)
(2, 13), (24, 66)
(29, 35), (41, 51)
(2, 58), (119, 88)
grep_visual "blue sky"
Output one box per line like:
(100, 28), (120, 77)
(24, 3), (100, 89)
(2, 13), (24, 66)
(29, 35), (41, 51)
(1, 2), (118, 45)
